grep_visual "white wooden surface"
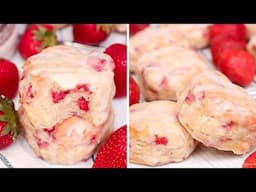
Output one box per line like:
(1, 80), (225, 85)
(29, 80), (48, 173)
(0, 24), (127, 168)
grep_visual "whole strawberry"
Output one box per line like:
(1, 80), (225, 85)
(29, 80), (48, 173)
(92, 125), (127, 168)
(210, 36), (245, 67)
(104, 43), (127, 98)
(209, 24), (247, 42)
(73, 24), (112, 45)
(129, 77), (140, 106)
(129, 24), (149, 36)
(218, 48), (256, 87)
(243, 151), (256, 168)
(18, 24), (57, 59)
(0, 95), (19, 149)
(0, 58), (19, 99)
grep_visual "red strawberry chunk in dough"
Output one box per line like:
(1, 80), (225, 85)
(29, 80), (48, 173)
(43, 126), (56, 142)
(88, 56), (106, 72)
(221, 121), (235, 129)
(89, 135), (97, 145)
(198, 91), (206, 100)
(51, 90), (69, 103)
(77, 96), (89, 111)
(25, 84), (34, 99)
(34, 134), (49, 148)
(0, 111), (3, 116)
(154, 134), (168, 145)
(185, 90), (196, 105)
(76, 84), (91, 93)
(160, 76), (168, 88)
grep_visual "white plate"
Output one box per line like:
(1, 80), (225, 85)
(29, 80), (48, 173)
(0, 24), (127, 168)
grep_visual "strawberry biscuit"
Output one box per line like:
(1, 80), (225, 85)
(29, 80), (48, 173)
(159, 24), (211, 49)
(246, 24), (256, 38)
(18, 45), (115, 164)
(129, 26), (191, 72)
(177, 70), (256, 155)
(129, 101), (196, 166)
(135, 45), (209, 101)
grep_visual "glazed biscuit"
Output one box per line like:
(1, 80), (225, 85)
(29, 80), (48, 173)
(135, 45), (210, 101)
(129, 26), (191, 72)
(178, 70), (256, 155)
(19, 45), (115, 164)
(130, 100), (197, 166)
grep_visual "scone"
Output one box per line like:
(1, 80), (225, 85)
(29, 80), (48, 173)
(246, 24), (256, 38)
(129, 101), (197, 166)
(129, 26), (191, 72)
(159, 24), (211, 49)
(18, 45), (115, 164)
(134, 45), (210, 101)
(113, 24), (127, 33)
(177, 70), (256, 155)
(247, 34), (256, 59)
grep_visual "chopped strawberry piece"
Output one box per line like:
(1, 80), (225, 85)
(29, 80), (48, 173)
(34, 134), (49, 148)
(185, 89), (196, 105)
(51, 90), (69, 103)
(77, 96), (89, 111)
(222, 121), (235, 129)
(43, 126), (56, 141)
(160, 76), (168, 88)
(198, 91), (206, 100)
(88, 56), (106, 72)
(154, 135), (168, 145)
(89, 135), (97, 145)
(25, 84), (34, 99)
(76, 84), (90, 92)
